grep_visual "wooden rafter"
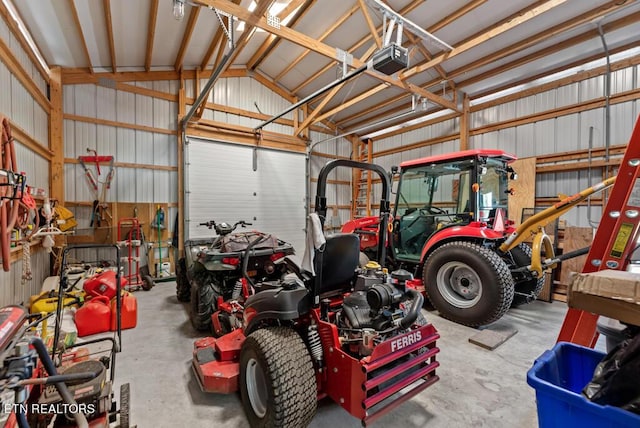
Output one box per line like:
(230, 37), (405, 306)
(294, 43), (378, 135)
(357, 0), (380, 49)
(291, 0), (423, 94)
(200, 28), (225, 70)
(341, 0), (635, 128)
(246, 0), (311, 70)
(192, 0), (276, 120)
(273, 4), (359, 82)
(68, 0), (93, 73)
(145, 0), (159, 72)
(195, 0), (457, 115)
(175, 6), (201, 71)
(401, 0), (569, 80)
(103, 0), (116, 72)
(318, 0), (569, 125)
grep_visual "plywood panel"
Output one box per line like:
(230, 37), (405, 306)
(559, 226), (594, 286)
(508, 157), (536, 226)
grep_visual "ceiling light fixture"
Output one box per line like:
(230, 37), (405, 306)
(173, 0), (185, 20)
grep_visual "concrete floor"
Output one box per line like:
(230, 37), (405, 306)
(113, 282), (589, 428)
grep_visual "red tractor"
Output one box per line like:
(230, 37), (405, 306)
(343, 150), (544, 327)
(193, 160), (440, 427)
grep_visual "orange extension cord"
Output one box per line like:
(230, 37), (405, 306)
(1, 116), (20, 272)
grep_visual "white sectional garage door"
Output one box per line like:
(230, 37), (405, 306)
(184, 137), (307, 254)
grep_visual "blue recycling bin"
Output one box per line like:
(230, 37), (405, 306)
(527, 342), (640, 428)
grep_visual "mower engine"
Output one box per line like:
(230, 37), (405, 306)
(335, 268), (424, 357)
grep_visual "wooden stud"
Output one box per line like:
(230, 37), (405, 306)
(64, 158), (178, 172)
(0, 36), (50, 112)
(68, 0), (93, 73)
(10, 120), (52, 161)
(0, 2), (49, 82)
(49, 67), (64, 203)
(274, 3), (360, 82)
(145, 0), (159, 72)
(174, 6), (201, 71)
(64, 114), (177, 135)
(178, 73), (185, 256)
(459, 94), (470, 151)
(246, 0), (311, 70)
(358, 0), (381, 48)
(401, 0), (569, 80)
(103, 0), (117, 72)
(195, 0), (457, 112)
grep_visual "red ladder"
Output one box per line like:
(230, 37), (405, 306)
(557, 115), (640, 346)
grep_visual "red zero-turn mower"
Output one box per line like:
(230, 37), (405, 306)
(193, 159), (440, 427)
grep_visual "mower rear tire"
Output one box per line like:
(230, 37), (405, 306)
(189, 276), (219, 331)
(510, 243), (545, 307)
(240, 327), (316, 428)
(119, 383), (130, 428)
(176, 257), (190, 302)
(423, 241), (514, 327)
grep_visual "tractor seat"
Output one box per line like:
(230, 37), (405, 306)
(315, 233), (360, 295)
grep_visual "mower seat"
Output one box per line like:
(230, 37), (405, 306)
(315, 233), (360, 295)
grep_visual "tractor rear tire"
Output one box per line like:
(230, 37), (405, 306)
(423, 241), (514, 327)
(176, 257), (190, 302)
(510, 243), (545, 307)
(189, 276), (219, 331)
(240, 327), (316, 428)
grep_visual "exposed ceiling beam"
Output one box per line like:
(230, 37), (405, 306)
(68, 0), (93, 73)
(428, 0), (488, 33)
(358, 0), (381, 49)
(273, 3), (360, 82)
(174, 6), (201, 71)
(199, 0), (241, 70)
(192, 0), (276, 120)
(340, 0), (635, 127)
(145, 0), (159, 72)
(194, 0), (457, 114)
(400, 0), (569, 80)
(103, 0), (116, 72)
(291, 0), (423, 94)
(246, 0), (311, 70)
(294, 43), (378, 135)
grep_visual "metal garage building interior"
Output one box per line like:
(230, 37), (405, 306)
(1, 0), (640, 427)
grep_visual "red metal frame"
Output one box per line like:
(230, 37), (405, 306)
(557, 115), (640, 346)
(400, 149), (516, 168)
(117, 218), (143, 288)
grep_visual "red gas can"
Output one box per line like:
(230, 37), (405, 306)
(110, 292), (137, 331)
(83, 270), (127, 299)
(75, 296), (111, 337)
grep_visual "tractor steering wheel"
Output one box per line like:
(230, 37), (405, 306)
(426, 205), (448, 215)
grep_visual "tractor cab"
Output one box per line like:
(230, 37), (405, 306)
(392, 149), (516, 262)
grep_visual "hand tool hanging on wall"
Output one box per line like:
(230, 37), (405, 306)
(0, 116), (27, 272)
(78, 148), (115, 227)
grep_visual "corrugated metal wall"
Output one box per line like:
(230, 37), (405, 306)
(371, 64), (640, 228)
(63, 83), (178, 214)
(0, 16), (51, 306)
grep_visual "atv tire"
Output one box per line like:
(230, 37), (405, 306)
(423, 241), (514, 327)
(510, 243), (545, 307)
(240, 327), (316, 428)
(189, 276), (219, 331)
(176, 257), (190, 302)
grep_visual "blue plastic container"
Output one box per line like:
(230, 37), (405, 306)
(527, 342), (640, 428)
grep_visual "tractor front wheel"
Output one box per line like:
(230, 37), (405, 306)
(423, 241), (514, 327)
(189, 276), (219, 331)
(240, 327), (316, 428)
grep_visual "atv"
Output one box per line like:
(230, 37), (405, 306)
(192, 160), (440, 427)
(176, 220), (295, 331)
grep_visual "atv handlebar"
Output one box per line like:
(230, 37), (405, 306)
(198, 220), (253, 229)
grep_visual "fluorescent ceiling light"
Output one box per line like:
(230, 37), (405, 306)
(2, 0), (49, 74)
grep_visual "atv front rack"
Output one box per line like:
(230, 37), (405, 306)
(317, 319), (440, 425)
